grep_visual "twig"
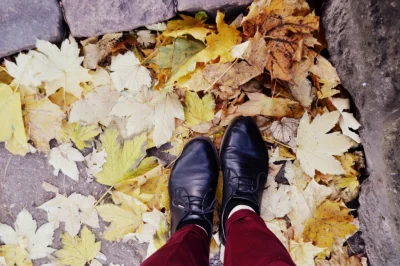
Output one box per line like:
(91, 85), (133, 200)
(347, 240), (356, 254)
(2, 154), (12, 183)
(81, 186), (113, 224)
(263, 136), (293, 149)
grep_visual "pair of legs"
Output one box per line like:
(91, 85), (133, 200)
(142, 117), (295, 266)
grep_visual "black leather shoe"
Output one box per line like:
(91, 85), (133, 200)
(169, 137), (219, 237)
(219, 117), (269, 244)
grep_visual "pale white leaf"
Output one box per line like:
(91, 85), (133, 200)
(5, 51), (40, 94)
(231, 41), (250, 59)
(32, 37), (92, 98)
(110, 51), (152, 92)
(111, 88), (159, 137)
(0, 209), (56, 260)
(289, 239), (325, 266)
(38, 192), (99, 237)
(69, 85), (120, 126)
(146, 22), (167, 31)
(0, 257), (6, 266)
(137, 30), (156, 47)
(90, 67), (112, 88)
(49, 143), (85, 181)
(331, 97), (361, 143)
(85, 149), (108, 180)
(41, 182), (59, 194)
(295, 111), (355, 177)
(261, 178), (291, 221)
(229, 13), (244, 28)
(153, 92), (184, 147)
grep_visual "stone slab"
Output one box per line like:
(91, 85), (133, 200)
(62, 0), (177, 38)
(0, 144), (147, 265)
(321, 0), (400, 265)
(0, 0), (64, 58)
(177, 0), (252, 16)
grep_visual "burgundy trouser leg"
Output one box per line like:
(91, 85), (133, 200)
(224, 210), (296, 266)
(141, 224), (210, 266)
(142, 210), (295, 266)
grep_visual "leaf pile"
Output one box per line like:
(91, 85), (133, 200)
(0, 0), (367, 265)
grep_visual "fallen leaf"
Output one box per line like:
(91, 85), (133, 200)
(165, 12), (241, 87)
(203, 61), (262, 89)
(289, 238), (325, 266)
(184, 91), (215, 127)
(23, 96), (65, 153)
(150, 38), (205, 73)
(5, 52), (40, 95)
(110, 51), (152, 92)
(95, 129), (147, 186)
(317, 238), (364, 266)
(288, 179), (333, 238)
(137, 30), (156, 47)
(295, 111), (355, 177)
(153, 92), (185, 147)
(0, 83), (29, 155)
(69, 85), (120, 126)
(85, 149), (108, 181)
(123, 209), (168, 258)
(39, 191), (99, 237)
(237, 92), (300, 117)
(261, 177), (291, 221)
(163, 14), (214, 42)
(49, 143), (85, 181)
(146, 22), (167, 31)
(63, 123), (101, 150)
(97, 191), (148, 241)
(32, 37), (92, 98)
(90, 67), (112, 88)
(309, 55), (340, 98)
(331, 98), (361, 143)
(81, 33), (123, 69)
(56, 226), (101, 266)
(270, 117), (299, 146)
(303, 200), (358, 255)
(0, 209), (56, 265)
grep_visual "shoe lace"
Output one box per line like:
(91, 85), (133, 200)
(172, 188), (217, 215)
(229, 172), (266, 195)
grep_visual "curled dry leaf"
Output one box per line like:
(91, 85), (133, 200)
(331, 97), (361, 143)
(270, 117), (299, 146)
(237, 92), (300, 117)
(81, 33), (123, 69)
(24, 95), (65, 153)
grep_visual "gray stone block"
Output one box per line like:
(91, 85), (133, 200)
(62, 0), (177, 38)
(177, 0), (252, 16)
(0, 0), (64, 58)
(322, 0), (400, 265)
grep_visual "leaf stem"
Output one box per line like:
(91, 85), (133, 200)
(81, 185), (114, 224)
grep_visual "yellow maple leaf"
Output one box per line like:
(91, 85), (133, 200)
(56, 226), (101, 266)
(0, 245), (32, 266)
(0, 83), (29, 155)
(115, 165), (170, 211)
(165, 12), (241, 88)
(95, 129), (147, 186)
(23, 95), (65, 153)
(63, 122), (101, 150)
(303, 200), (358, 255)
(236, 92), (301, 117)
(163, 14), (214, 42)
(97, 191), (148, 241)
(184, 91), (215, 127)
